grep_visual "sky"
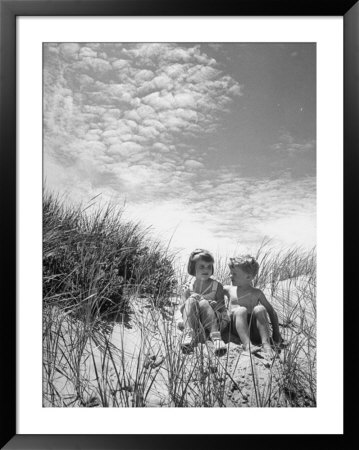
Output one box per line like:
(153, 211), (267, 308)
(43, 42), (316, 265)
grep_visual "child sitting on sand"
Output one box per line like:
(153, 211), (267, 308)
(223, 255), (283, 357)
(179, 249), (228, 356)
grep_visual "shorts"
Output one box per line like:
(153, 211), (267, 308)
(221, 310), (261, 346)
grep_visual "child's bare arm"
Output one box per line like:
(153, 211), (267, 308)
(181, 287), (190, 303)
(223, 286), (230, 308)
(178, 286), (191, 316)
(258, 290), (282, 343)
(212, 283), (227, 313)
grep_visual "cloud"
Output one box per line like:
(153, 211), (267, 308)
(256, 214), (315, 248)
(179, 170), (316, 247)
(59, 43), (80, 61)
(44, 43), (242, 170)
(268, 129), (316, 177)
(271, 130), (316, 156)
(79, 46), (98, 58)
(108, 141), (144, 157)
(118, 170), (316, 265)
(44, 43), (315, 259)
(184, 160), (204, 170)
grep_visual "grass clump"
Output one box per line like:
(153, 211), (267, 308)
(43, 190), (177, 319)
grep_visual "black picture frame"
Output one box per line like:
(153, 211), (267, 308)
(1, 1), (356, 448)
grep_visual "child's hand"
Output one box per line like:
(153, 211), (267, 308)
(209, 300), (217, 308)
(221, 310), (231, 326)
(273, 335), (287, 349)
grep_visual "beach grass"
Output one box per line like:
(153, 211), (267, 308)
(43, 192), (316, 408)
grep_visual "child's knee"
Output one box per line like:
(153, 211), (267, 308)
(198, 299), (211, 310)
(182, 297), (199, 317)
(233, 306), (247, 319)
(253, 304), (267, 318)
(185, 296), (199, 308)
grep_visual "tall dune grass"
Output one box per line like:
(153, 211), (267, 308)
(43, 191), (177, 317)
(43, 193), (316, 408)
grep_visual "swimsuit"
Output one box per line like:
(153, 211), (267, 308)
(187, 278), (218, 301)
(180, 278), (229, 329)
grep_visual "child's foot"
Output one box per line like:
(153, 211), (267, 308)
(241, 345), (261, 357)
(181, 328), (195, 353)
(274, 339), (288, 351)
(262, 343), (276, 359)
(201, 344), (219, 373)
(209, 331), (227, 356)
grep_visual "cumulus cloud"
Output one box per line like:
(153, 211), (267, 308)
(184, 159), (204, 170)
(44, 43), (315, 258)
(44, 43), (242, 193)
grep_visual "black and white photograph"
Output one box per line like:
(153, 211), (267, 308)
(2, 0), (354, 444)
(42, 42), (317, 408)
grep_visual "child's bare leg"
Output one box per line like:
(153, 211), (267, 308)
(252, 305), (272, 353)
(232, 307), (261, 353)
(198, 300), (226, 355)
(198, 299), (218, 333)
(232, 307), (250, 350)
(182, 296), (200, 330)
(197, 299), (217, 343)
(180, 296), (202, 348)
